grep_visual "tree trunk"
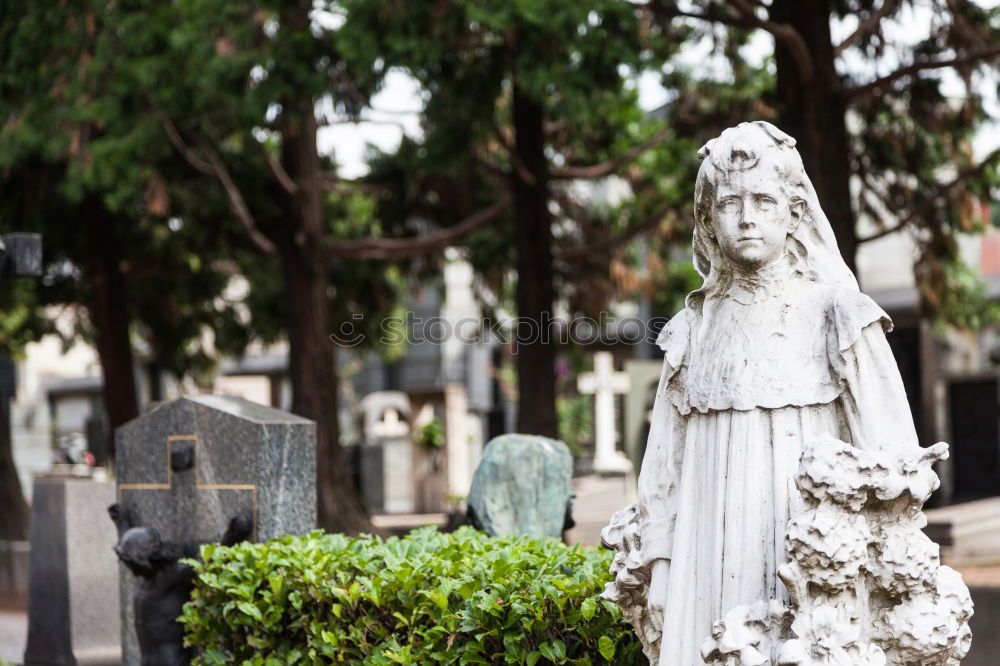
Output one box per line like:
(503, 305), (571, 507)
(0, 403), (28, 540)
(770, 0), (858, 273)
(512, 86), (558, 437)
(85, 198), (139, 462)
(281, 104), (372, 535)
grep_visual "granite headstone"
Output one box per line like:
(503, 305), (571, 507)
(23, 475), (120, 666)
(466, 434), (574, 538)
(115, 395), (316, 666)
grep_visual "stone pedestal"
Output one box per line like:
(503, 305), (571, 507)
(0, 540), (28, 609)
(23, 476), (121, 666)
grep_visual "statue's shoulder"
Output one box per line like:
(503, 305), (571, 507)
(791, 280), (891, 350)
(654, 307), (693, 353)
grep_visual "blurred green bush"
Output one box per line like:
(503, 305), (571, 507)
(180, 526), (646, 665)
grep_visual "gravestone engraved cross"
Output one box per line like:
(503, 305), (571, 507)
(116, 434), (258, 541)
(577, 351), (632, 474)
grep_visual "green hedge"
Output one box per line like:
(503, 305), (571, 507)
(180, 526), (646, 665)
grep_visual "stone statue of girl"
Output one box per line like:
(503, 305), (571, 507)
(601, 122), (926, 665)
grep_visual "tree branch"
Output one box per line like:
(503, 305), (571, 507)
(726, 0), (815, 84)
(201, 146), (278, 256)
(320, 173), (387, 195)
(472, 150), (513, 179)
(846, 45), (1000, 99)
(328, 198), (511, 261)
(833, 0), (898, 57)
(267, 153), (299, 195)
(643, 2), (748, 29)
(556, 205), (681, 260)
(490, 117), (537, 186)
(857, 217), (909, 244)
(551, 124), (671, 180)
(161, 117), (277, 256)
(858, 146), (1000, 243)
(161, 116), (214, 175)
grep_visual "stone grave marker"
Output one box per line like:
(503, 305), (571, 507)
(358, 391), (414, 514)
(115, 395), (315, 666)
(467, 434), (574, 538)
(23, 474), (120, 666)
(577, 351), (632, 473)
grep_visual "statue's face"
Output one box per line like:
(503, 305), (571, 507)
(709, 167), (800, 271)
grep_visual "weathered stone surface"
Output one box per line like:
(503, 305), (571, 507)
(600, 122), (971, 665)
(24, 476), (120, 666)
(115, 395), (315, 666)
(700, 438), (972, 666)
(467, 434), (573, 538)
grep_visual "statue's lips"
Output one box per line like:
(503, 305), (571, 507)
(737, 237), (763, 243)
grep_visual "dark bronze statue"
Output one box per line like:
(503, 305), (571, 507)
(109, 504), (251, 666)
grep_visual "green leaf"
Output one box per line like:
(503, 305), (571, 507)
(598, 635), (615, 661)
(580, 597), (596, 621)
(237, 602), (262, 622)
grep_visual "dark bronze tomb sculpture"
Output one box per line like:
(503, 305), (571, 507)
(109, 504), (251, 666)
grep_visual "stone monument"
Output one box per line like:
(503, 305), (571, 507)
(467, 434), (574, 538)
(578, 351), (633, 474)
(115, 395), (315, 666)
(23, 474), (120, 666)
(358, 391), (414, 514)
(600, 122), (972, 665)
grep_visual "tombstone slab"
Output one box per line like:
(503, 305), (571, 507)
(467, 434), (573, 538)
(23, 476), (120, 666)
(115, 395), (315, 666)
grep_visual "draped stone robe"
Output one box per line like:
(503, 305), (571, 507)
(602, 268), (919, 666)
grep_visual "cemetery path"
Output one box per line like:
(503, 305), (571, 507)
(0, 608), (25, 665)
(565, 474), (635, 547)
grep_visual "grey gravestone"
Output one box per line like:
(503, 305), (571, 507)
(115, 395), (315, 666)
(23, 476), (120, 666)
(467, 434), (574, 538)
(358, 391), (413, 514)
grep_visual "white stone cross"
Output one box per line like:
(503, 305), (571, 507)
(577, 351), (633, 474)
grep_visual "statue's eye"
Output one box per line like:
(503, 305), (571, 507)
(718, 198), (741, 214)
(755, 196), (777, 211)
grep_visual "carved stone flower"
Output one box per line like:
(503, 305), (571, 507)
(702, 600), (791, 666)
(874, 566), (973, 665)
(776, 605), (885, 666)
(795, 436), (886, 511)
(785, 506), (870, 591)
(870, 442), (948, 506)
(866, 523), (940, 596)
